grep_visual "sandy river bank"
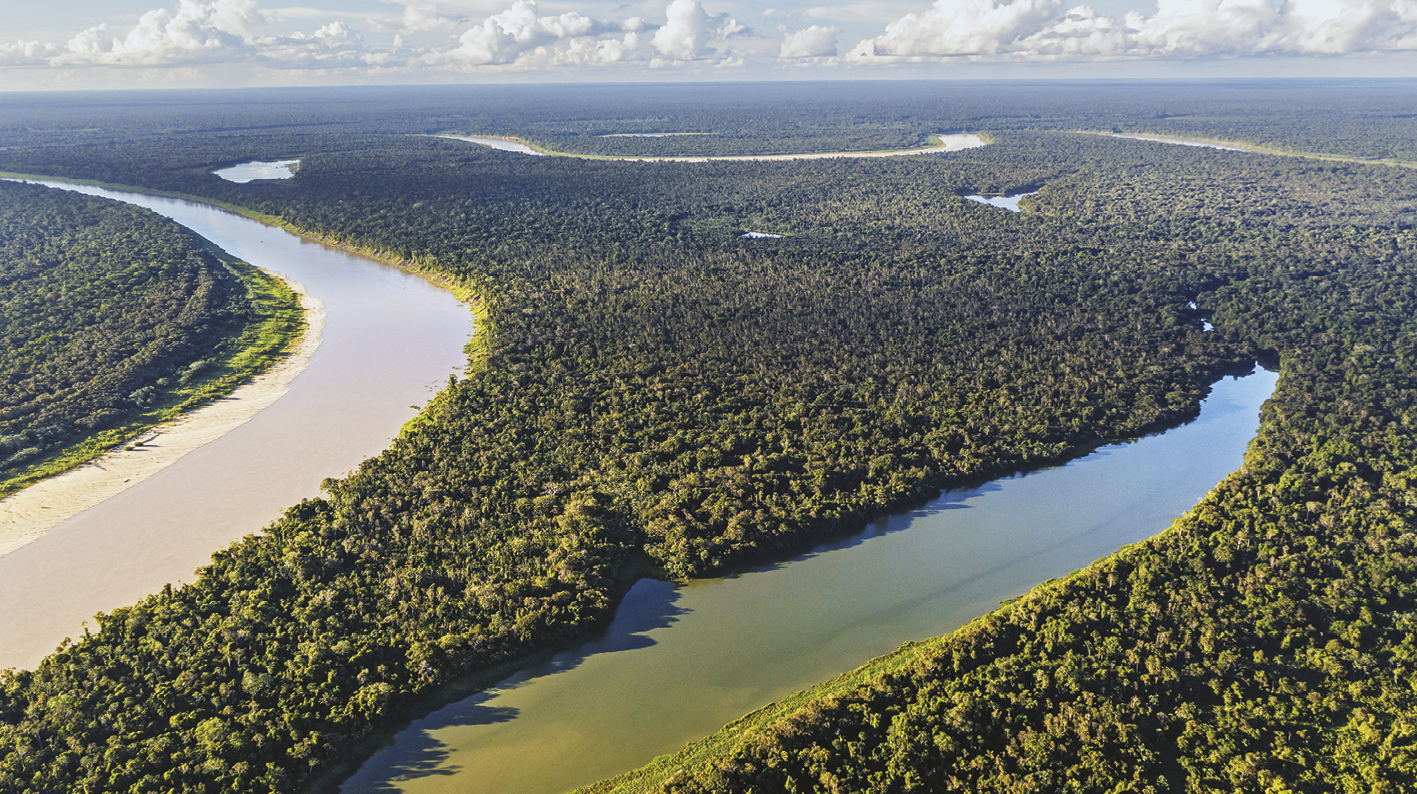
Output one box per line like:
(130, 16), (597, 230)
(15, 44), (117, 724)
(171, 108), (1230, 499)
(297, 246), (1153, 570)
(0, 274), (325, 559)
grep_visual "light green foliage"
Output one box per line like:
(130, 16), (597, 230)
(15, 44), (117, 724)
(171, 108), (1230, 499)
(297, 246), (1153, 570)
(0, 180), (305, 497)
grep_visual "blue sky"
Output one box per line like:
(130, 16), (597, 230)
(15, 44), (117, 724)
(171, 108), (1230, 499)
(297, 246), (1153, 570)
(3, 0), (1416, 89)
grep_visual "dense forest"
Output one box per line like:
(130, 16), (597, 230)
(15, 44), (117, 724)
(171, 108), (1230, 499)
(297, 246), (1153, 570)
(2, 80), (1416, 178)
(0, 82), (1414, 793)
(589, 141), (1417, 794)
(0, 180), (302, 497)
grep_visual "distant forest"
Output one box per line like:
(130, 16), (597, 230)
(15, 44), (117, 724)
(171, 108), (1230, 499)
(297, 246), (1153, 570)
(0, 180), (300, 497)
(0, 81), (1414, 793)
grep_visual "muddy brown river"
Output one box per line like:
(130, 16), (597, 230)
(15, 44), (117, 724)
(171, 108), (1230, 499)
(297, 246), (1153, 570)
(0, 182), (474, 670)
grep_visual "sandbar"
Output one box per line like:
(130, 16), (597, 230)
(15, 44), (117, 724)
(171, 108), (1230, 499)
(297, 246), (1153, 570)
(0, 272), (325, 558)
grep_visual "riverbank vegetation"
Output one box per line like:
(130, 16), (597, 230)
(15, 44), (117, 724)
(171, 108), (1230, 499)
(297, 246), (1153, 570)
(583, 218), (1417, 792)
(0, 180), (304, 498)
(0, 83), (1414, 793)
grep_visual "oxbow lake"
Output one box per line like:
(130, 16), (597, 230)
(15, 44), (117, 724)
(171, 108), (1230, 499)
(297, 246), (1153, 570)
(963, 192), (1038, 212)
(213, 159), (300, 183)
(340, 368), (1278, 794)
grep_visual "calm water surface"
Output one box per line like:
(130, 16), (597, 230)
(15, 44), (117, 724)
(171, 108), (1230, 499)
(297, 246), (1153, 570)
(964, 191), (1038, 212)
(439, 135), (545, 155)
(1112, 134), (1250, 152)
(0, 181), (473, 669)
(214, 159), (300, 182)
(342, 368), (1277, 794)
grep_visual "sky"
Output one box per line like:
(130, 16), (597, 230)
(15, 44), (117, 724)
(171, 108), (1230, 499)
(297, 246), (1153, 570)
(3, 0), (1417, 90)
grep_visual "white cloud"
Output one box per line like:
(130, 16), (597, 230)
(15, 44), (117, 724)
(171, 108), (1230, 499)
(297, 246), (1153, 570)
(38, 0), (391, 69)
(59, 0), (263, 66)
(855, 0), (1064, 58)
(0, 40), (59, 66)
(651, 0), (749, 61)
(253, 21), (375, 67)
(851, 0), (1417, 61)
(433, 0), (612, 65)
(397, 3), (463, 33)
(1013, 4), (1132, 57)
(424, 0), (751, 69)
(19, 0), (1416, 78)
(1129, 0), (1417, 55)
(780, 24), (840, 57)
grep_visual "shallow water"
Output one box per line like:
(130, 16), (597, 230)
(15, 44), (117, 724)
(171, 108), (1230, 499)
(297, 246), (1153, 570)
(341, 368), (1277, 794)
(214, 159), (300, 182)
(0, 182), (473, 670)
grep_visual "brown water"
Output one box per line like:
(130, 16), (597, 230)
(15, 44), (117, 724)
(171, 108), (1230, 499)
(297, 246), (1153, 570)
(0, 182), (474, 670)
(340, 368), (1277, 794)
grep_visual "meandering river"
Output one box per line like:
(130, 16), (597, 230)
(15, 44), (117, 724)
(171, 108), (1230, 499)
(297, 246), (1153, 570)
(0, 173), (1278, 794)
(0, 182), (473, 670)
(1111, 134), (1251, 152)
(340, 368), (1277, 794)
(441, 133), (987, 162)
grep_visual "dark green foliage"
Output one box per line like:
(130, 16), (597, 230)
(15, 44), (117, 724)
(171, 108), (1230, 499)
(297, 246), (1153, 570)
(0, 180), (253, 483)
(0, 83), (1415, 793)
(654, 334), (1417, 793)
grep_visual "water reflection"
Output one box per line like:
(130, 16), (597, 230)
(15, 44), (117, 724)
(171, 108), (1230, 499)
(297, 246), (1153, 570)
(213, 159), (300, 182)
(342, 581), (688, 793)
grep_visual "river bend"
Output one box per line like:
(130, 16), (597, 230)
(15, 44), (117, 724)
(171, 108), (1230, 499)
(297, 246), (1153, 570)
(342, 368), (1277, 794)
(0, 182), (474, 670)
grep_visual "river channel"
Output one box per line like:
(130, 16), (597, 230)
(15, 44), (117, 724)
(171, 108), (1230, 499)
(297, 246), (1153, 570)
(441, 133), (987, 162)
(0, 182), (473, 670)
(340, 367), (1277, 794)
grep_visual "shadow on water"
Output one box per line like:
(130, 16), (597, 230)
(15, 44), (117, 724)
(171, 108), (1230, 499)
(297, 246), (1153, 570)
(342, 579), (689, 792)
(340, 363), (1276, 794)
(356, 696), (519, 792)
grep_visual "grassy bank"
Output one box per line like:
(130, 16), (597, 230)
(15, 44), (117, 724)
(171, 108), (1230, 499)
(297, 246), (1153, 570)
(0, 261), (304, 499)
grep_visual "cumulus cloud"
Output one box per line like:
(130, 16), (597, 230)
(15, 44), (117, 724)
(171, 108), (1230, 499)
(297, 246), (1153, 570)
(14, 0), (755, 73)
(780, 25), (840, 58)
(426, 0), (667, 67)
(865, 0), (1061, 57)
(59, 0), (263, 66)
(38, 0), (392, 69)
(395, 3), (463, 33)
(423, 0), (749, 68)
(850, 0), (1417, 61)
(651, 0), (749, 60)
(0, 40), (59, 66)
(434, 1), (607, 65)
(252, 21), (374, 67)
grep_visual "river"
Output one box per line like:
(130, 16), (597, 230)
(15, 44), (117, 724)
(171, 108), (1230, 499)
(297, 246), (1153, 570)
(340, 367), (1277, 794)
(1111, 134), (1250, 152)
(0, 182), (474, 670)
(440, 133), (987, 162)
